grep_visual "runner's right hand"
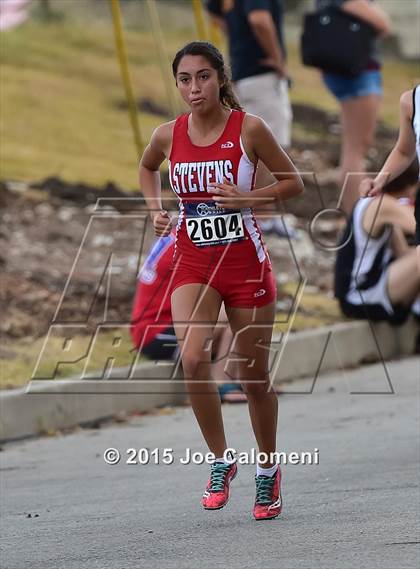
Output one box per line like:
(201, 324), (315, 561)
(360, 177), (383, 198)
(152, 210), (172, 236)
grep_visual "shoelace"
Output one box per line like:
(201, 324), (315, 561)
(209, 462), (232, 492)
(255, 474), (275, 504)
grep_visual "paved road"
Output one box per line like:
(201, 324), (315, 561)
(1, 358), (419, 569)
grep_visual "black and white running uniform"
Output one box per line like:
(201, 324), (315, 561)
(413, 84), (420, 245)
(335, 197), (411, 324)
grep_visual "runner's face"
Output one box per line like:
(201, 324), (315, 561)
(176, 55), (221, 112)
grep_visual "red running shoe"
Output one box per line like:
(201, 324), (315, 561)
(253, 466), (282, 520)
(202, 461), (238, 510)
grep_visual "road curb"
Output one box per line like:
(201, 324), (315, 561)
(270, 318), (417, 382)
(0, 318), (417, 442)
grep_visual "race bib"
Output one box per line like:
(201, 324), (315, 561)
(184, 201), (245, 247)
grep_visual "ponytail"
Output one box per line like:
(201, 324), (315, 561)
(220, 79), (243, 111)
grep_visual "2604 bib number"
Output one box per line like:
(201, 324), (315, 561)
(186, 211), (244, 246)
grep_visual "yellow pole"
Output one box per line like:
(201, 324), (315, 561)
(209, 20), (223, 50)
(192, 0), (207, 40)
(109, 0), (143, 157)
(146, 0), (179, 117)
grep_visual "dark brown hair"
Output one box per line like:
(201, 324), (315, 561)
(172, 41), (242, 111)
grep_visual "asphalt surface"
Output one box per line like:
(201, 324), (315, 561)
(1, 358), (419, 569)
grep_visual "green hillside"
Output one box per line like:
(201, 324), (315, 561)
(1, 7), (418, 189)
(1, 15), (193, 188)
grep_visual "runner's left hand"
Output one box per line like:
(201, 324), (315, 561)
(208, 178), (251, 209)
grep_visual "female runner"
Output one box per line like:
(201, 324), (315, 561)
(139, 41), (304, 521)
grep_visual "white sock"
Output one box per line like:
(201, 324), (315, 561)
(214, 450), (235, 465)
(256, 463), (278, 477)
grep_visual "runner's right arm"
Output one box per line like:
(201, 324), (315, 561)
(362, 90), (417, 197)
(139, 122), (174, 236)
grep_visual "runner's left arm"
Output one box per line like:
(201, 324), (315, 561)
(209, 115), (303, 209)
(243, 115), (304, 207)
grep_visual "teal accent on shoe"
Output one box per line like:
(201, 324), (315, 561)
(255, 474), (275, 504)
(209, 463), (232, 492)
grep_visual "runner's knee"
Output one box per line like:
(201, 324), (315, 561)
(242, 381), (272, 396)
(181, 351), (210, 378)
(240, 366), (271, 395)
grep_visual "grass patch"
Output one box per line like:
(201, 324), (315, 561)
(1, 329), (145, 390)
(275, 285), (343, 333)
(0, 19), (193, 188)
(1, 16), (418, 188)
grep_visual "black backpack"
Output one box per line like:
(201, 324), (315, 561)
(301, 6), (376, 76)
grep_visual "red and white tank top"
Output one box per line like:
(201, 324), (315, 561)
(168, 110), (268, 263)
